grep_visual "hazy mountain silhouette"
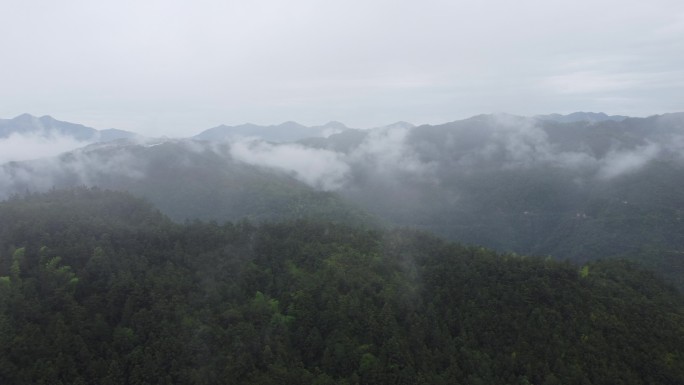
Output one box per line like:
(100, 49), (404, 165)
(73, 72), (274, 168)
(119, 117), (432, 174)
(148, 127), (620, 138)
(535, 111), (629, 123)
(2, 112), (684, 288)
(0, 139), (375, 226)
(194, 121), (350, 142)
(0, 113), (139, 142)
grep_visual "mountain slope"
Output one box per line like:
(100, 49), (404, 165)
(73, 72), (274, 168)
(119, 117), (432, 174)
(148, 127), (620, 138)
(0, 139), (375, 227)
(3, 112), (684, 289)
(0, 188), (683, 384)
(287, 113), (684, 288)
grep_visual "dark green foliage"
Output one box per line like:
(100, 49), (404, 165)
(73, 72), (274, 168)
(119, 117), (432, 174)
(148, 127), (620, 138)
(1, 188), (683, 384)
(334, 115), (684, 290)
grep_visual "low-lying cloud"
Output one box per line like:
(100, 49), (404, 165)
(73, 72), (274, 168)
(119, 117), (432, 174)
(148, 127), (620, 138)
(223, 115), (683, 193)
(227, 124), (438, 191)
(0, 132), (88, 164)
(0, 142), (147, 200)
(351, 125), (435, 176)
(230, 139), (350, 190)
(1, 114), (683, 206)
(597, 142), (661, 179)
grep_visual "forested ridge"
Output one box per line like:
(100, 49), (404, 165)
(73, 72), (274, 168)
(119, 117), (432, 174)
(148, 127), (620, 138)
(4, 114), (684, 293)
(1, 188), (683, 384)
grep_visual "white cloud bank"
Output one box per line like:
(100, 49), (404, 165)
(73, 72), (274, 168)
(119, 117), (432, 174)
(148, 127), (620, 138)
(230, 140), (350, 190)
(0, 133), (88, 164)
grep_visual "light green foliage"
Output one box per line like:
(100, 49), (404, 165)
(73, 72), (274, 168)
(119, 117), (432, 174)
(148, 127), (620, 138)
(580, 265), (590, 278)
(252, 291), (279, 313)
(45, 256), (62, 270)
(10, 247), (24, 279)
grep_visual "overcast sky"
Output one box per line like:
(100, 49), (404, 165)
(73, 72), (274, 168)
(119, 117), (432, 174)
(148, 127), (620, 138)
(1, 0), (683, 137)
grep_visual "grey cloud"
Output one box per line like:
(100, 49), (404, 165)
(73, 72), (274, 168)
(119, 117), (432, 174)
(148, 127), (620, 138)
(65, 146), (147, 184)
(489, 115), (555, 168)
(0, 142), (147, 199)
(0, 132), (88, 164)
(225, 124), (438, 191)
(597, 142), (662, 179)
(224, 113), (684, 194)
(229, 139), (350, 190)
(351, 125), (436, 178)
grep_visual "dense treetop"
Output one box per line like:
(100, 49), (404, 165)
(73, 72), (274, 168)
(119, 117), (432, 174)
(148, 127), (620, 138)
(1, 188), (683, 384)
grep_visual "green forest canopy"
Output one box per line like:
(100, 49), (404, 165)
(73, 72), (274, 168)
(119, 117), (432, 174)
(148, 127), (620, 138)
(0, 188), (683, 384)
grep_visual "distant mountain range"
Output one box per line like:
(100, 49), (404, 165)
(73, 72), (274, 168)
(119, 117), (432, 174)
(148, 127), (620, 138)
(1, 112), (639, 143)
(3, 110), (684, 383)
(193, 121), (352, 142)
(535, 111), (629, 123)
(1, 113), (413, 143)
(3, 111), (684, 289)
(0, 113), (139, 142)
(0, 139), (376, 226)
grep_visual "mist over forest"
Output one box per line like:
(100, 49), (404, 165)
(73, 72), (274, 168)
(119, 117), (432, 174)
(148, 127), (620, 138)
(2, 112), (684, 268)
(2, 111), (684, 383)
(3, 0), (684, 382)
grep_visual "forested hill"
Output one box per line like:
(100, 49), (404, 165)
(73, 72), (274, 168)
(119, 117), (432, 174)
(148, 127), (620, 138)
(3, 114), (684, 291)
(1, 188), (683, 384)
(0, 140), (376, 227)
